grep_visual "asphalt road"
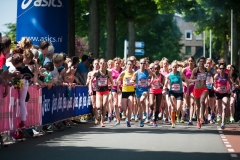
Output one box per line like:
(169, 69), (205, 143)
(0, 121), (231, 160)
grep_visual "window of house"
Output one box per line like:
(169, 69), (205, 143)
(185, 30), (192, 40)
(186, 46), (191, 54)
(195, 34), (202, 40)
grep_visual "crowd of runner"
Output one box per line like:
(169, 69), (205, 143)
(0, 36), (239, 130)
(87, 56), (240, 129)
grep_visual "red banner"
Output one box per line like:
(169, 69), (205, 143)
(0, 85), (42, 132)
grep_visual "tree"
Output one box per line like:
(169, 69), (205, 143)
(116, 0), (158, 57)
(135, 14), (182, 62)
(106, 0), (116, 60)
(3, 23), (16, 41)
(88, 0), (100, 58)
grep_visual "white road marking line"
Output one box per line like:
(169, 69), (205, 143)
(226, 145), (232, 147)
(228, 149), (234, 152)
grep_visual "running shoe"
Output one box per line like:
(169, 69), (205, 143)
(144, 118), (150, 124)
(226, 117), (230, 124)
(158, 112), (163, 120)
(131, 113), (135, 120)
(125, 118), (128, 122)
(211, 113), (215, 121)
(192, 114), (196, 121)
(180, 118), (184, 123)
(204, 119), (209, 124)
(135, 114), (139, 122)
(143, 112), (147, 120)
(113, 117), (117, 122)
(139, 120), (144, 127)
(101, 122), (105, 127)
(230, 116), (235, 123)
(176, 117), (180, 123)
(217, 114), (222, 123)
(188, 120), (193, 125)
(171, 123), (175, 128)
(127, 122), (131, 127)
(220, 123), (225, 129)
(122, 111), (126, 119)
(108, 116), (112, 122)
(153, 121), (158, 127)
(115, 122), (120, 125)
(197, 121), (201, 129)
(95, 119), (99, 125)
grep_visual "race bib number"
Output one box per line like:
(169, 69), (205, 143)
(153, 81), (160, 89)
(98, 77), (108, 86)
(217, 85), (227, 93)
(197, 73), (206, 81)
(206, 76), (212, 84)
(125, 77), (132, 86)
(172, 83), (180, 92)
(138, 78), (147, 88)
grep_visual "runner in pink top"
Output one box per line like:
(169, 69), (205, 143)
(111, 58), (122, 125)
(181, 56), (195, 125)
(159, 57), (170, 123)
(149, 63), (164, 126)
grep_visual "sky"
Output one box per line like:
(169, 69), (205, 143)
(0, 0), (17, 34)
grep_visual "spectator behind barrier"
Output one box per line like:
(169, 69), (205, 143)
(76, 54), (89, 85)
(38, 40), (50, 67)
(51, 53), (64, 85)
(0, 36), (12, 68)
(44, 45), (54, 66)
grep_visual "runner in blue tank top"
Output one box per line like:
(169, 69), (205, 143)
(131, 58), (156, 127)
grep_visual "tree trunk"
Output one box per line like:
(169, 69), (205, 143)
(128, 20), (135, 57)
(106, 0), (116, 60)
(233, 12), (238, 69)
(224, 31), (229, 64)
(68, 0), (75, 57)
(89, 0), (100, 58)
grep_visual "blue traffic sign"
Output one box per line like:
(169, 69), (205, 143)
(135, 49), (145, 56)
(135, 42), (145, 48)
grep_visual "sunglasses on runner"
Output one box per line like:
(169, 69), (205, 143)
(219, 68), (225, 70)
(140, 62), (146, 65)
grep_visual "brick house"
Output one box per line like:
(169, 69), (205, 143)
(175, 14), (203, 60)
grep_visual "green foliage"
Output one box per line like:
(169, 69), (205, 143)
(135, 14), (182, 62)
(3, 23), (16, 41)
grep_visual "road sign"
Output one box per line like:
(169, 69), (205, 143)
(135, 42), (145, 48)
(135, 49), (145, 56)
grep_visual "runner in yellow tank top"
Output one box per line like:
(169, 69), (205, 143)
(117, 60), (135, 127)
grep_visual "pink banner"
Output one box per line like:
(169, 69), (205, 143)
(0, 85), (42, 132)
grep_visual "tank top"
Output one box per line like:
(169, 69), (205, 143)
(150, 74), (162, 94)
(112, 68), (122, 90)
(136, 70), (149, 93)
(215, 73), (228, 94)
(96, 70), (109, 92)
(206, 68), (214, 89)
(92, 77), (97, 91)
(195, 67), (207, 82)
(122, 71), (134, 92)
(169, 71), (183, 93)
(160, 68), (169, 77)
(185, 67), (192, 79)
